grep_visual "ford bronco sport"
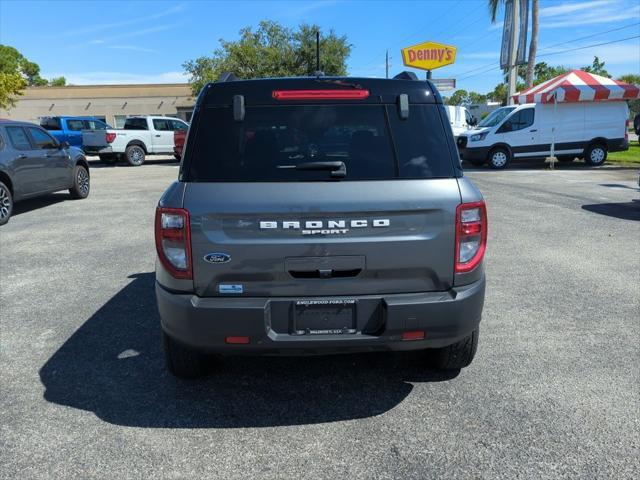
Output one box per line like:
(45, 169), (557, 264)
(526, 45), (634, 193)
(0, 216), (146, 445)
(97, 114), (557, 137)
(155, 73), (487, 378)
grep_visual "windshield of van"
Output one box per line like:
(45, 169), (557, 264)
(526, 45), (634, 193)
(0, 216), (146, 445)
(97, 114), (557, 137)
(477, 107), (516, 128)
(185, 104), (454, 182)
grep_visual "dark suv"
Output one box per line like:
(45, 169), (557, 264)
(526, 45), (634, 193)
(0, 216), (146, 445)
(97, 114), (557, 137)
(0, 120), (90, 225)
(155, 73), (487, 378)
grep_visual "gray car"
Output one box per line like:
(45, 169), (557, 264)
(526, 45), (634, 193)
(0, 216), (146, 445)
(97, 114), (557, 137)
(0, 120), (90, 225)
(155, 73), (487, 378)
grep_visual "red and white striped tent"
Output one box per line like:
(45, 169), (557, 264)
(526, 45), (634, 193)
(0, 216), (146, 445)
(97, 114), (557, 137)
(514, 69), (640, 104)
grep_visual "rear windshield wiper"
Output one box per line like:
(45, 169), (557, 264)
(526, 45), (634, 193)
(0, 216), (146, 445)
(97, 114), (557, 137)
(277, 161), (346, 179)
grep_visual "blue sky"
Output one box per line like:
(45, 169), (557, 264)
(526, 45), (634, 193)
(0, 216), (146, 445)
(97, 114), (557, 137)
(0, 0), (638, 94)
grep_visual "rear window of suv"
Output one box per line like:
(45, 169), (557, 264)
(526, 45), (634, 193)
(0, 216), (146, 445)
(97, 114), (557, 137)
(185, 104), (454, 182)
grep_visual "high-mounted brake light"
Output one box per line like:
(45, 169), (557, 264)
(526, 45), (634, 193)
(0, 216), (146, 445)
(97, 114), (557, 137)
(455, 201), (487, 273)
(155, 207), (192, 279)
(272, 89), (370, 100)
(106, 132), (116, 143)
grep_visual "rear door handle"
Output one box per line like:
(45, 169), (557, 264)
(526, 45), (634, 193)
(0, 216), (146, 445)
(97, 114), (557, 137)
(155, 134), (161, 137)
(17, 154), (27, 159)
(529, 129), (537, 132)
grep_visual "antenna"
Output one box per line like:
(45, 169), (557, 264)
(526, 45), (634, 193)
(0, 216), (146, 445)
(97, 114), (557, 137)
(314, 30), (324, 77)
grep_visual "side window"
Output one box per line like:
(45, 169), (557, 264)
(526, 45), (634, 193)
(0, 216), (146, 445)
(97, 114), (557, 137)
(124, 118), (149, 130)
(6, 126), (32, 150)
(67, 119), (85, 131)
(27, 127), (58, 149)
(153, 119), (171, 131)
(497, 109), (535, 133)
(40, 117), (62, 130)
(85, 120), (107, 130)
(171, 120), (188, 131)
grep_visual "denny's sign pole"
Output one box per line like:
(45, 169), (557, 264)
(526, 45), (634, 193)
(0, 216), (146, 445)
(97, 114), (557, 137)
(401, 41), (457, 79)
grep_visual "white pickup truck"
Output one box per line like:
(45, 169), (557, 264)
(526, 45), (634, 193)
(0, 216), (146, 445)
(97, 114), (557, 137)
(83, 116), (188, 166)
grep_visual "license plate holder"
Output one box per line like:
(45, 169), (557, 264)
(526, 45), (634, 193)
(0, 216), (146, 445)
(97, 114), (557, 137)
(293, 299), (356, 335)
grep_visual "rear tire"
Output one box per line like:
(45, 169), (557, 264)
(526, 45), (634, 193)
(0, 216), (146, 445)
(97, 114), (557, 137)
(125, 144), (146, 166)
(99, 154), (117, 164)
(430, 328), (479, 371)
(69, 165), (90, 199)
(163, 332), (210, 379)
(584, 143), (607, 166)
(0, 181), (13, 226)
(488, 147), (510, 169)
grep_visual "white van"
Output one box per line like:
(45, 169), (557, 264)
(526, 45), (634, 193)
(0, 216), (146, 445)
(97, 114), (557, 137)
(456, 102), (629, 168)
(444, 105), (476, 138)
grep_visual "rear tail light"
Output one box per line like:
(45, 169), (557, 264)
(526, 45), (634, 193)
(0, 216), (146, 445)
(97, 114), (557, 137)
(225, 336), (250, 344)
(401, 331), (425, 341)
(625, 119), (630, 142)
(455, 201), (487, 273)
(106, 132), (116, 143)
(155, 207), (192, 279)
(272, 89), (370, 100)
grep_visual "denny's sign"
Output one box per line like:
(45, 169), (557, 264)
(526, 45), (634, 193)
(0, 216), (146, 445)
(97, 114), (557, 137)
(401, 41), (457, 71)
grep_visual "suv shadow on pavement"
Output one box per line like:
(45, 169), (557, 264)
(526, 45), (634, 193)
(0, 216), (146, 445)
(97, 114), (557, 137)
(39, 273), (457, 429)
(582, 199), (640, 221)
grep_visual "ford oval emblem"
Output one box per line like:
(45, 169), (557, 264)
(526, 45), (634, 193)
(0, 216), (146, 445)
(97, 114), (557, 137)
(204, 252), (231, 264)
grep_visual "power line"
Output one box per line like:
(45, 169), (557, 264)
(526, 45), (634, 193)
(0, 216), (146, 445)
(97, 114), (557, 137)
(537, 21), (640, 52)
(457, 34), (640, 82)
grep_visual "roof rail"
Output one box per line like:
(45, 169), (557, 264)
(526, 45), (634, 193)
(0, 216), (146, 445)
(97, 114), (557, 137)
(393, 71), (419, 81)
(218, 72), (239, 82)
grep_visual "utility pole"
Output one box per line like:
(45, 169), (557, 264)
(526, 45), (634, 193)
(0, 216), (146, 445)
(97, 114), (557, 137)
(385, 50), (389, 79)
(507, 0), (520, 105)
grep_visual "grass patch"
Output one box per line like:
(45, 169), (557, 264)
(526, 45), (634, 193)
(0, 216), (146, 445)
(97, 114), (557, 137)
(608, 143), (640, 165)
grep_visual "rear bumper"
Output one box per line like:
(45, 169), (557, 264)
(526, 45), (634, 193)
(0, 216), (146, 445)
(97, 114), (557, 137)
(156, 277), (485, 355)
(84, 145), (113, 155)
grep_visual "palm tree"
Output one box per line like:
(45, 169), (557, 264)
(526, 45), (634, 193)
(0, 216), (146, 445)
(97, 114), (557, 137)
(488, 0), (539, 88)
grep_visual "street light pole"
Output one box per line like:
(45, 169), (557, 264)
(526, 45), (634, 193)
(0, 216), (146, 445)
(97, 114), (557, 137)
(507, 0), (520, 105)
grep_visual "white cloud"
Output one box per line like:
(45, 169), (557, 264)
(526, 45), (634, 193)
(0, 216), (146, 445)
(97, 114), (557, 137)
(107, 45), (157, 54)
(60, 4), (186, 37)
(540, 43), (640, 66)
(42, 71), (189, 85)
(540, 0), (615, 17)
(542, 2), (639, 28)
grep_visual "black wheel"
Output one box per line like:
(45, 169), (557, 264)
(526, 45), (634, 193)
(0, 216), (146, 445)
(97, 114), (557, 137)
(69, 165), (90, 199)
(125, 144), (146, 166)
(163, 332), (210, 379)
(584, 143), (607, 166)
(0, 181), (13, 226)
(99, 154), (117, 164)
(430, 328), (479, 371)
(488, 147), (510, 169)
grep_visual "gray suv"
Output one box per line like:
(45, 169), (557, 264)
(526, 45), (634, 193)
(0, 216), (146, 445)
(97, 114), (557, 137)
(0, 120), (90, 225)
(155, 73), (487, 378)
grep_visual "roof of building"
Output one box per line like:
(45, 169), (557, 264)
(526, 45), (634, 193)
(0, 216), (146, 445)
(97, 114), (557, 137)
(21, 83), (194, 100)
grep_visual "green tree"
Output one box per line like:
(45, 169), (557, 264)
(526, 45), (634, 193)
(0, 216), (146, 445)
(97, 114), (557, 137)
(619, 74), (640, 118)
(618, 74), (640, 85)
(0, 72), (27, 110)
(487, 83), (508, 105)
(183, 21), (351, 95)
(0, 45), (47, 86)
(49, 76), (66, 86)
(582, 56), (610, 78)
(447, 89), (469, 105)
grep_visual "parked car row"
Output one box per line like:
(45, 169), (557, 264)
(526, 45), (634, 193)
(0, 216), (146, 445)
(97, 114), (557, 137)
(38, 115), (189, 167)
(0, 119), (90, 225)
(83, 115), (188, 166)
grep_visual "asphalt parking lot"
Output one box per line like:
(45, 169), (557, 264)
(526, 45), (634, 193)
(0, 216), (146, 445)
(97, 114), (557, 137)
(1, 158), (639, 479)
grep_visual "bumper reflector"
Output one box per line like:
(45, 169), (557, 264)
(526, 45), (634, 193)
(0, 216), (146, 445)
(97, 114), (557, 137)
(225, 336), (250, 345)
(401, 331), (425, 341)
